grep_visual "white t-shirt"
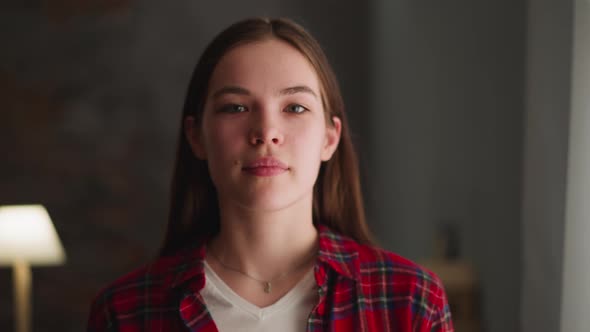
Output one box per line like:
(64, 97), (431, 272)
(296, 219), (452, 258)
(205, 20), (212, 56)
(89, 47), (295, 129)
(201, 261), (318, 332)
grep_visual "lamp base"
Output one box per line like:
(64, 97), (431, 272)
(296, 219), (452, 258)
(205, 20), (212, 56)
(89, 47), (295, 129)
(13, 260), (31, 332)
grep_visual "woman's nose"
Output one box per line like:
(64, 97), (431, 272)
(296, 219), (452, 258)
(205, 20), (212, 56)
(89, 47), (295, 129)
(248, 110), (284, 146)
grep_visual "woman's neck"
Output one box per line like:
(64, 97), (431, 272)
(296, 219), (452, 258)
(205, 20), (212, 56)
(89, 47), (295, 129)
(207, 201), (319, 282)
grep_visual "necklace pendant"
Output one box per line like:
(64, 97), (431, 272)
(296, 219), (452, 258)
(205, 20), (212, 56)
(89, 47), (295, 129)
(264, 282), (271, 293)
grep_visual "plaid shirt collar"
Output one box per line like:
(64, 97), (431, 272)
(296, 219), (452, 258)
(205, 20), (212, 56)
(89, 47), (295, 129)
(169, 224), (361, 290)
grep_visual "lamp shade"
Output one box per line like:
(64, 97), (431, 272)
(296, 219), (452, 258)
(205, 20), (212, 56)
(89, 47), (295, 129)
(0, 205), (66, 266)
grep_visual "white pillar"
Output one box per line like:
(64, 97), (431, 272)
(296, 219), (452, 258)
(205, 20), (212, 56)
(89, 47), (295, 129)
(560, 1), (590, 331)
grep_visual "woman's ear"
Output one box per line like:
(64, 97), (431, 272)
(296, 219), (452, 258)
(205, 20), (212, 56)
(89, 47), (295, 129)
(321, 116), (342, 161)
(184, 116), (207, 160)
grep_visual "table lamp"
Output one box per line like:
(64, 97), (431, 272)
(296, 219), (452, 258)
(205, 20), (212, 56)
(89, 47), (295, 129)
(0, 205), (66, 332)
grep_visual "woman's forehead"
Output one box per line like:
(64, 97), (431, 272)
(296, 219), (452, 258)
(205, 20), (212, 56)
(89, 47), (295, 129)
(207, 39), (322, 96)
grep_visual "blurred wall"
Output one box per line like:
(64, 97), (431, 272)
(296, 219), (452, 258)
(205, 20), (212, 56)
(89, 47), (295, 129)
(521, 0), (573, 331)
(369, 1), (525, 331)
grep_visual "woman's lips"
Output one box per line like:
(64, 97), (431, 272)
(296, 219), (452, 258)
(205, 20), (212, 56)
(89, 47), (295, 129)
(243, 166), (287, 176)
(242, 157), (289, 176)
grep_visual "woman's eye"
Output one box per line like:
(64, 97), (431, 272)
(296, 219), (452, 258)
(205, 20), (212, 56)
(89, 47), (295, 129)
(219, 104), (247, 113)
(285, 104), (308, 114)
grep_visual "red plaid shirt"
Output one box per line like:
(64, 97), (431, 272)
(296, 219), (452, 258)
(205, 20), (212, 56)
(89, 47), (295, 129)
(87, 225), (453, 331)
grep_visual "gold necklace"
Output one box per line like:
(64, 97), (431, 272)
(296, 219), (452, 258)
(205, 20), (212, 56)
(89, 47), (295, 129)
(207, 248), (317, 293)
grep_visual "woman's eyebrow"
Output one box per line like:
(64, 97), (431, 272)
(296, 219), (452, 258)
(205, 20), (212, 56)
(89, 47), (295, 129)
(211, 85), (318, 99)
(279, 85), (318, 99)
(212, 86), (251, 99)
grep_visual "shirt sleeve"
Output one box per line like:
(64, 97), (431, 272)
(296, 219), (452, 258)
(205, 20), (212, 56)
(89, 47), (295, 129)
(429, 282), (454, 332)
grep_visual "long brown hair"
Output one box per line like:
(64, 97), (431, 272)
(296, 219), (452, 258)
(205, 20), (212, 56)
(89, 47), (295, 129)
(160, 17), (372, 255)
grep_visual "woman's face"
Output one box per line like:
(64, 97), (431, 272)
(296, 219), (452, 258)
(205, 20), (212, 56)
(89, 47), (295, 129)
(185, 38), (341, 213)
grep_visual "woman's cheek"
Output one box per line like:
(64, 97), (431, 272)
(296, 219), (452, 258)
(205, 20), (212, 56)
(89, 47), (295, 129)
(208, 121), (241, 149)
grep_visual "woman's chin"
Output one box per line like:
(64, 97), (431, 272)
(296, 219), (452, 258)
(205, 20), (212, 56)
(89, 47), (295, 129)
(227, 191), (311, 214)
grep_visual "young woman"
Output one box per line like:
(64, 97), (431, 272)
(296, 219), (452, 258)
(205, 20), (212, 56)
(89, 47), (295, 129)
(87, 17), (453, 332)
